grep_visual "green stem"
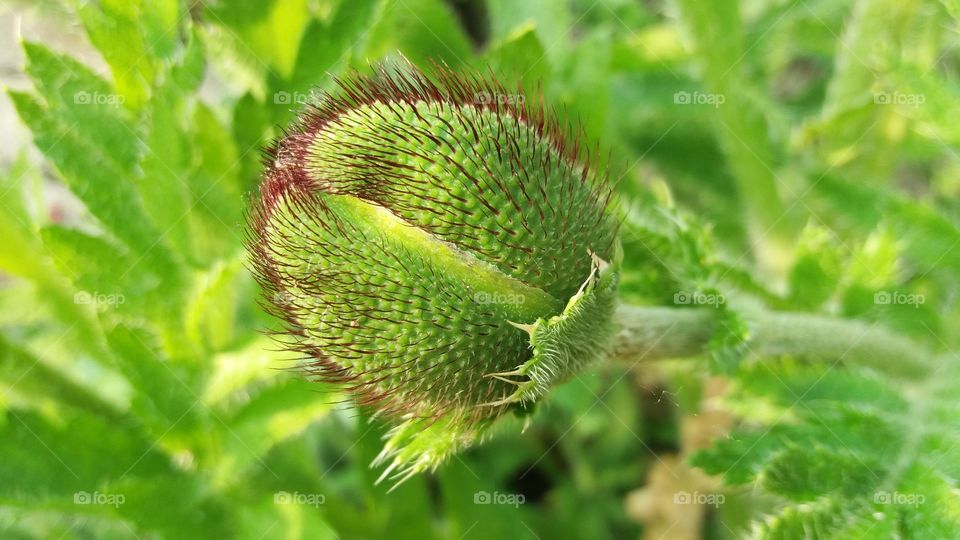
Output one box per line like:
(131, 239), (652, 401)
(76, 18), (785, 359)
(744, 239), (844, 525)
(612, 304), (931, 379)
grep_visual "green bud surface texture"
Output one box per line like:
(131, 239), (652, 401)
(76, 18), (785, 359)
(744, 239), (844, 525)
(248, 63), (620, 482)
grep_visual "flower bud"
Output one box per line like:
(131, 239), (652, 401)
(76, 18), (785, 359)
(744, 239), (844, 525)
(248, 63), (620, 483)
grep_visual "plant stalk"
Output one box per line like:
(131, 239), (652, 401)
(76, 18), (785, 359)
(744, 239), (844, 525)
(612, 304), (931, 379)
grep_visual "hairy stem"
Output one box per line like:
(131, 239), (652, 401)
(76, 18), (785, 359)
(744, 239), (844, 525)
(612, 304), (931, 379)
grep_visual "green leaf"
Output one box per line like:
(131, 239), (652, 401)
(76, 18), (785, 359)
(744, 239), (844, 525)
(0, 410), (169, 499)
(231, 92), (273, 194)
(707, 309), (749, 375)
(0, 335), (125, 419)
(675, 0), (799, 264)
(754, 499), (897, 540)
(818, 174), (960, 278)
(0, 166), (113, 362)
(284, 0), (386, 95)
(211, 377), (332, 487)
(184, 103), (246, 263)
(184, 259), (244, 352)
(786, 224), (843, 309)
(482, 24), (549, 91)
(77, 0), (181, 108)
(204, 0), (312, 81)
(694, 356), (959, 536)
(136, 79), (196, 263)
(10, 44), (177, 272)
(103, 324), (206, 444)
(20, 41), (139, 169)
(760, 445), (884, 502)
(363, 0), (473, 66)
(487, 0), (572, 62)
(39, 226), (157, 320)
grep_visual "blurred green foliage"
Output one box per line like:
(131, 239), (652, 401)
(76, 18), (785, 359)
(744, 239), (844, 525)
(1, 0), (959, 538)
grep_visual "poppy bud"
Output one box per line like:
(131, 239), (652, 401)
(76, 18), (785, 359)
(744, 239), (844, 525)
(248, 62), (620, 484)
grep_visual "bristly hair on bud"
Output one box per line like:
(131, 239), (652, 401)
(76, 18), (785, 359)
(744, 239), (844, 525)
(246, 59), (622, 486)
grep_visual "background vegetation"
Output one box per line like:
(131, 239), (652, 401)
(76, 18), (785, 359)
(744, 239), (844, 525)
(1, 0), (959, 538)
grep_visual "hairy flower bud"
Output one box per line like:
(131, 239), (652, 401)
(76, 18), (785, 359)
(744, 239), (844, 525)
(248, 63), (620, 483)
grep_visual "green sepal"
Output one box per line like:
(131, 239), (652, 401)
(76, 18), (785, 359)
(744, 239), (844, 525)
(372, 250), (620, 485)
(489, 248), (621, 405)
